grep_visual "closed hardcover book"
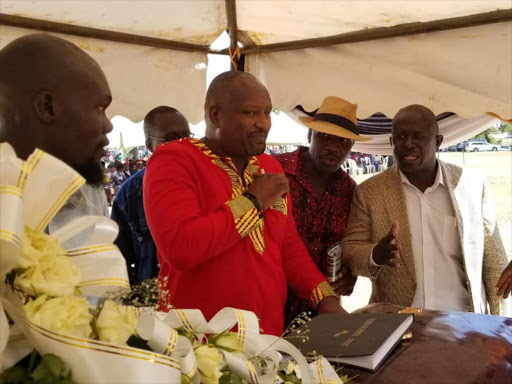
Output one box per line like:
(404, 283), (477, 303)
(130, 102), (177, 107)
(289, 313), (413, 372)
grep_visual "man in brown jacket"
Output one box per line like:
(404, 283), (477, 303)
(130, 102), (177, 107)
(341, 105), (510, 316)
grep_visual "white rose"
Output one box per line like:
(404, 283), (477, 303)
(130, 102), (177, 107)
(194, 344), (225, 384)
(95, 300), (137, 345)
(18, 227), (65, 268)
(15, 253), (81, 297)
(212, 332), (243, 353)
(24, 295), (92, 338)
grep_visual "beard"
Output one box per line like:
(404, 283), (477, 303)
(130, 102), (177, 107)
(74, 157), (105, 186)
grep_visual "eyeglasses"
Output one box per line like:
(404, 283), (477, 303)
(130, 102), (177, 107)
(147, 132), (194, 143)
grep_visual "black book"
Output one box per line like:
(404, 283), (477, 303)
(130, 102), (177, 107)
(288, 313), (413, 372)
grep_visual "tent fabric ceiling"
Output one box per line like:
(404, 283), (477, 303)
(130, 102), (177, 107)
(0, 1), (226, 45)
(1, 1), (509, 45)
(245, 21), (512, 120)
(0, 1), (511, 123)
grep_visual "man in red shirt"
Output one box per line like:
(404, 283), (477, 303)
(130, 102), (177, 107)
(144, 72), (344, 335)
(274, 96), (370, 325)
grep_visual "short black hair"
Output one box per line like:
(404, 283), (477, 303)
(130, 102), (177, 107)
(143, 106), (179, 136)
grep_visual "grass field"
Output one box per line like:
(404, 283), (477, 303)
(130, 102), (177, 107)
(343, 151), (512, 312)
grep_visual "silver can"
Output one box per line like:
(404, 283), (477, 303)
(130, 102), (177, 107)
(326, 242), (342, 282)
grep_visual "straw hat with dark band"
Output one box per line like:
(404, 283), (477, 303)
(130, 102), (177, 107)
(299, 96), (371, 142)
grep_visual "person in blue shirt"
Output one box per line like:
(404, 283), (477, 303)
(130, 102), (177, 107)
(111, 106), (191, 284)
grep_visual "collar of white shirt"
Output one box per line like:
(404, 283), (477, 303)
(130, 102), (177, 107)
(399, 161), (444, 193)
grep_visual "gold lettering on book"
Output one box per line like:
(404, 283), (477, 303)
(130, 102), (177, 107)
(334, 330), (349, 337)
(341, 338), (355, 347)
(352, 318), (375, 337)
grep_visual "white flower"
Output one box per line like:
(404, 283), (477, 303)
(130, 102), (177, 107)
(212, 332), (243, 353)
(18, 227), (65, 268)
(14, 227), (81, 297)
(24, 295), (92, 338)
(95, 300), (137, 345)
(15, 253), (81, 297)
(194, 344), (225, 384)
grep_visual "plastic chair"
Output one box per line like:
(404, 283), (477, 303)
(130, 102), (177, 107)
(364, 156), (376, 174)
(347, 158), (364, 176)
(378, 156), (389, 172)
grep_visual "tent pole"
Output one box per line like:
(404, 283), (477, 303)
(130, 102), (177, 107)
(0, 13), (224, 54)
(225, 0), (243, 71)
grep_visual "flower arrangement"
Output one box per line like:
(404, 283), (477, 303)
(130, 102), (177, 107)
(0, 143), (348, 384)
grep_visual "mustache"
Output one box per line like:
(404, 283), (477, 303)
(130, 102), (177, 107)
(249, 131), (268, 140)
(321, 151), (341, 160)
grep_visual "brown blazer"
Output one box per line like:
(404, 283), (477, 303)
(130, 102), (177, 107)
(341, 162), (510, 316)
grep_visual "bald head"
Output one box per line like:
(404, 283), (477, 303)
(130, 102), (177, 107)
(392, 104), (439, 134)
(0, 34), (103, 96)
(203, 71), (272, 160)
(204, 71), (266, 123)
(0, 34), (112, 184)
(143, 106), (190, 152)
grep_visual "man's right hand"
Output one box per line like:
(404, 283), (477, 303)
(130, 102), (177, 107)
(247, 173), (290, 211)
(372, 221), (401, 267)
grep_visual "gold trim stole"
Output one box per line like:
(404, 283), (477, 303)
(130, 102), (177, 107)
(189, 139), (286, 254)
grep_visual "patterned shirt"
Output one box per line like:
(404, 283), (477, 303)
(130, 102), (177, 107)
(273, 147), (356, 325)
(143, 139), (335, 335)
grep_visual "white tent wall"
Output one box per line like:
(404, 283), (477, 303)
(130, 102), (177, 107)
(245, 21), (512, 120)
(0, 25), (208, 124)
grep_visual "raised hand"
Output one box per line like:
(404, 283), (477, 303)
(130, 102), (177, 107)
(372, 221), (401, 267)
(497, 261), (512, 299)
(247, 173), (290, 211)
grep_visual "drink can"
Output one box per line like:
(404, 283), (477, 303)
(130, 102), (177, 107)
(326, 242), (342, 282)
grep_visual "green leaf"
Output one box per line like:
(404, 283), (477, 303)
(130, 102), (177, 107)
(176, 327), (195, 343)
(219, 371), (243, 384)
(41, 354), (66, 377)
(30, 360), (51, 381)
(0, 365), (28, 384)
(180, 374), (192, 384)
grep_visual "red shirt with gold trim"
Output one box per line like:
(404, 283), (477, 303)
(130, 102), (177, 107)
(143, 138), (334, 335)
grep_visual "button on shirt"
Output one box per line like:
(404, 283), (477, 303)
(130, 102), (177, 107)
(401, 165), (470, 312)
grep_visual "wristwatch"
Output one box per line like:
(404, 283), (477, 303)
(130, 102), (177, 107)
(242, 191), (262, 213)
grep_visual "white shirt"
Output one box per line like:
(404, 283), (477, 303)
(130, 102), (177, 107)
(370, 164), (470, 312)
(48, 184), (109, 248)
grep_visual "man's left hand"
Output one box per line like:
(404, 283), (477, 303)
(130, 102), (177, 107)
(331, 265), (357, 296)
(317, 296), (347, 314)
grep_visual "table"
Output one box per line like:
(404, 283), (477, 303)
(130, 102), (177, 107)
(340, 304), (512, 384)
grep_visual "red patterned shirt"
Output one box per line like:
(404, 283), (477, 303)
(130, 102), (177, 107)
(273, 147), (356, 325)
(144, 139), (336, 335)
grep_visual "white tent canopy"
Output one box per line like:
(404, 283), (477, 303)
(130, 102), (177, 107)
(0, 1), (510, 126)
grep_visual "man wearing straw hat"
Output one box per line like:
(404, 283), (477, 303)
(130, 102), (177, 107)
(274, 96), (370, 325)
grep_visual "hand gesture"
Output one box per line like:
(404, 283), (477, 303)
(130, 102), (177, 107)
(331, 265), (357, 296)
(247, 173), (290, 211)
(497, 261), (512, 299)
(372, 221), (401, 267)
